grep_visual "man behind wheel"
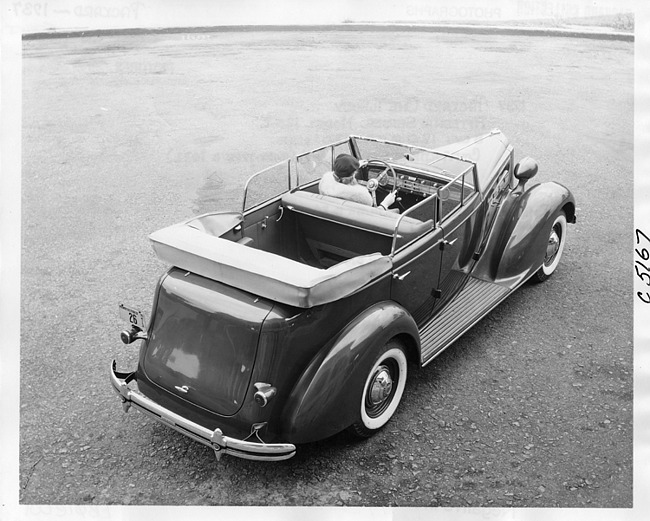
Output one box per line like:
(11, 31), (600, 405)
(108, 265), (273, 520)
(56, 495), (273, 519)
(319, 154), (396, 210)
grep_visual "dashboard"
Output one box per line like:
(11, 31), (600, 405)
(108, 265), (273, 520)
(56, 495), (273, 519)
(393, 173), (441, 197)
(360, 166), (443, 198)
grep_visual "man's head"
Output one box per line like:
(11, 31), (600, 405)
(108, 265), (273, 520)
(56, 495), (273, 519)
(333, 154), (359, 182)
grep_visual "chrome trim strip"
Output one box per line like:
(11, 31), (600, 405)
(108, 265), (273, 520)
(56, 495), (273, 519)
(110, 361), (296, 461)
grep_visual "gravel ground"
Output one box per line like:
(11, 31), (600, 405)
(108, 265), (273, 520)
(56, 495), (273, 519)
(18, 29), (633, 513)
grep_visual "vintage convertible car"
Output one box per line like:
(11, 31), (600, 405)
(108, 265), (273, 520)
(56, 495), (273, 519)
(111, 130), (576, 461)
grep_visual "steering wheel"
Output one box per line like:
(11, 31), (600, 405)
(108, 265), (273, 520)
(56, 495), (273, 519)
(362, 159), (398, 207)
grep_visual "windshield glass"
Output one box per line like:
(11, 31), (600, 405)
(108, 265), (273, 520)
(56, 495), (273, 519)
(296, 139), (351, 187)
(242, 159), (292, 212)
(353, 136), (475, 187)
(242, 139), (351, 212)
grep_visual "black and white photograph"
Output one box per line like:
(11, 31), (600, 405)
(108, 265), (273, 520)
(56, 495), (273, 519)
(0, 0), (646, 519)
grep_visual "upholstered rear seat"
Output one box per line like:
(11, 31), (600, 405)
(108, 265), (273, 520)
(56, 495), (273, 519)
(281, 190), (433, 242)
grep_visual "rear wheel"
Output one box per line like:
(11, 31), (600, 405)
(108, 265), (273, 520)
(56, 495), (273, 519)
(348, 339), (408, 438)
(533, 212), (567, 283)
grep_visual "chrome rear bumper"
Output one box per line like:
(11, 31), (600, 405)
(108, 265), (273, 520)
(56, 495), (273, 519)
(110, 360), (296, 461)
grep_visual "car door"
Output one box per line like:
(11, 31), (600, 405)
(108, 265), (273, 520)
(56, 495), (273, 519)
(434, 192), (482, 306)
(396, 168), (481, 320)
(390, 226), (445, 326)
(433, 153), (513, 306)
(472, 155), (514, 260)
(390, 164), (484, 325)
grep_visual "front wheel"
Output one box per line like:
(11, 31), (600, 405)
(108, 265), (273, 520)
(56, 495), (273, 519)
(347, 339), (408, 438)
(533, 212), (567, 283)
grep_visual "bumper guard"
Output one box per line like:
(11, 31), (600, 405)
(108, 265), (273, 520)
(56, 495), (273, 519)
(110, 360), (296, 461)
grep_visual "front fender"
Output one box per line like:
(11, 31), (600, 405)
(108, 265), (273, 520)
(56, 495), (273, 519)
(473, 181), (576, 286)
(280, 301), (419, 444)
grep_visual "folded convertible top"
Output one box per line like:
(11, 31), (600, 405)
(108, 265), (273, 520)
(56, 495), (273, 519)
(149, 223), (392, 308)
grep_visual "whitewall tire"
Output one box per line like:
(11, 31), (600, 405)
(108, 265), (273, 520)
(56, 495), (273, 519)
(348, 340), (408, 438)
(533, 212), (567, 283)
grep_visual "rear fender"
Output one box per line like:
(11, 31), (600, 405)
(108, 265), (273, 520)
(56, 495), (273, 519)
(280, 301), (419, 443)
(473, 181), (575, 286)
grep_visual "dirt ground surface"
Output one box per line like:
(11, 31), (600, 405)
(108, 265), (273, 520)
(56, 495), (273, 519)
(19, 29), (633, 509)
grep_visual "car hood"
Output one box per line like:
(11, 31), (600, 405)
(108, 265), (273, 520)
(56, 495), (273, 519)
(141, 268), (274, 416)
(435, 130), (510, 189)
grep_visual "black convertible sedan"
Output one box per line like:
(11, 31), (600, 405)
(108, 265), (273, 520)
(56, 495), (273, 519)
(112, 130), (576, 461)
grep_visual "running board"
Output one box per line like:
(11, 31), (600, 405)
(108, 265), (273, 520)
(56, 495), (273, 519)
(419, 276), (510, 365)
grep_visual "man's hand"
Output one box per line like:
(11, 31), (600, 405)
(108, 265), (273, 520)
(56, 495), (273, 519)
(379, 192), (396, 209)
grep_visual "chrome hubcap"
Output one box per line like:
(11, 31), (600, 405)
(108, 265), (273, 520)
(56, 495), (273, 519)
(368, 367), (393, 406)
(545, 228), (560, 265)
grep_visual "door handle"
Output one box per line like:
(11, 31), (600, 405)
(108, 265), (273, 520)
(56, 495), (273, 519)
(441, 237), (458, 250)
(393, 271), (411, 281)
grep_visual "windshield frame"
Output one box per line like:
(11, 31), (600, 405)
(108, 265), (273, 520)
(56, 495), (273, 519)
(350, 135), (478, 187)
